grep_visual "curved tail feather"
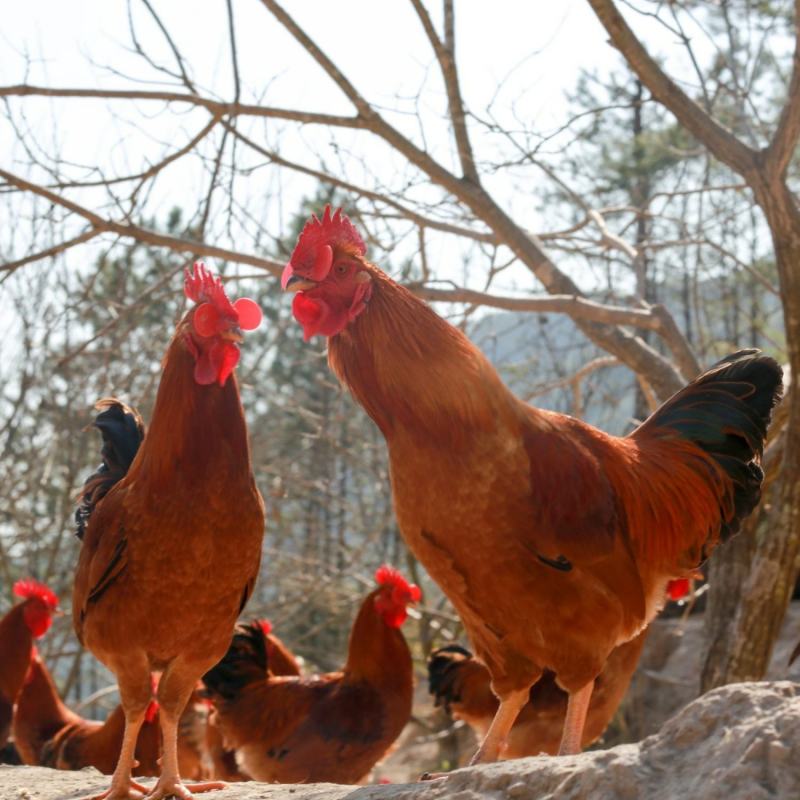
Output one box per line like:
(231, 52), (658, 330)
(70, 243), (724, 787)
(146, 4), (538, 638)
(626, 349), (783, 564)
(75, 398), (145, 540)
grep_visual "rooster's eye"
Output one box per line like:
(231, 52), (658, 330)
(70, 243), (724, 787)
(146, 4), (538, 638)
(335, 263), (348, 275)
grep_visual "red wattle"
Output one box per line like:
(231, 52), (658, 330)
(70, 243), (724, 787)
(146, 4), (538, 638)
(216, 342), (240, 386)
(234, 297), (263, 330)
(292, 293), (328, 341)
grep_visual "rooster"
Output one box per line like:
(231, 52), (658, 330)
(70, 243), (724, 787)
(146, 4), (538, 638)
(429, 630), (646, 758)
(201, 566), (419, 784)
(0, 579), (59, 750)
(73, 263), (265, 799)
(280, 206), (783, 763)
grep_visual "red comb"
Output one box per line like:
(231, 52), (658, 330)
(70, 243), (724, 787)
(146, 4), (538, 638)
(289, 206), (366, 276)
(258, 619), (273, 636)
(184, 262), (235, 314)
(184, 262), (262, 337)
(374, 565), (421, 603)
(13, 579), (58, 609)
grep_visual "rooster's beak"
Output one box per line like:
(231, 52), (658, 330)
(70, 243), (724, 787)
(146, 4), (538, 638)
(220, 328), (244, 343)
(283, 275), (318, 293)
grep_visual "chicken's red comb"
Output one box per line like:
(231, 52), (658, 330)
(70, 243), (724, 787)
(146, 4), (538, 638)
(184, 262), (236, 314)
(13, 579), (58, 609)
(258, 619), (273, 636)
(290, 206), (366, 275)
(374, 565), (421, 602)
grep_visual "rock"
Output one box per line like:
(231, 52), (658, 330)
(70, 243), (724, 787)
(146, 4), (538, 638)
(619, 601), (800, 743)
(1, 682), (797, 800)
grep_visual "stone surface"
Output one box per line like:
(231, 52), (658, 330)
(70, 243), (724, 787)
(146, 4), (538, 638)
(2, 681), (798, 800)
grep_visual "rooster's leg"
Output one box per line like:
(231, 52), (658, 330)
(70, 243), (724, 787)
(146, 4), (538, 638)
(469, 688), (529, 765)
(147, 664), (226, 800)
(420, 687), (530, 781)
(558, 681), (594, 755)
(83, 711), (150, 800)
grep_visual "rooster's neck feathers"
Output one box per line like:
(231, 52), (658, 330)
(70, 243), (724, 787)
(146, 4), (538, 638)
(129, 325), (252, 485)
(328, 270), (519, 444)
(344, 588), (411, 688)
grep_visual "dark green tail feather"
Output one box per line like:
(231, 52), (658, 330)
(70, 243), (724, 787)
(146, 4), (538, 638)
(635, 349), (783, 544)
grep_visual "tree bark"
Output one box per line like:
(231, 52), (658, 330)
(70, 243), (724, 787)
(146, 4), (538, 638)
(587, 0), (800, 690)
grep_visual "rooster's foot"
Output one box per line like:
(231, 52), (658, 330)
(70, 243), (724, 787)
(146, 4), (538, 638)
(145, 778), (227, 800)
(82, 778), (151, 800)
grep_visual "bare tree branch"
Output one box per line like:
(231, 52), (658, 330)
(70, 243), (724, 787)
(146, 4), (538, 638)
(409, 0), (479, 183)
(0, 168), (283, 274)
(0, 84), (364, 129)
(586, 0), (757, 176)
(414, 285), (659, 328)
(765, 0), (800, 176)
(0, 229), (101, 278)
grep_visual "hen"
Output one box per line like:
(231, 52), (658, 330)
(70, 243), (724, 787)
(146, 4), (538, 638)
(429, 631), (645, 758)
(281, 206), (783, 762)
(13, 654), (160, 775)
(203, 619), (300, 782)
(0, 580), (59, 750)
(73, 263), (265, 799)
(201, 566), (419, 783)
(13, 656), (206, 780)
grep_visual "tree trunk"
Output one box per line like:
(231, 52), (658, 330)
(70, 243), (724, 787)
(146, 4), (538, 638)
(701, 175), (800, 688)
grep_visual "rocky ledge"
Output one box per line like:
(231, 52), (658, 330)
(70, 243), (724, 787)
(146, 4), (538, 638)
(2, 681), (798, 800)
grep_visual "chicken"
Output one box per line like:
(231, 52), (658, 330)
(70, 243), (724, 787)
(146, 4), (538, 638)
(0, 579), (59, 750)
(201, 566), (419, 784)
(73, 262), (265, 799)
(202, 619), (300, 782)
(13, 655), (206, 780)
(280, 206), (783, 763)
(429, 630), (646, 758)
(13, 654), (160, 775)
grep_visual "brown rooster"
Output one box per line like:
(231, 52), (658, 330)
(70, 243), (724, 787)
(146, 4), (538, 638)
(0, 580), (59, 750)
(73, 263), (265, 799)
(280, 206), (782, 764)
(201, 566), (419, 784)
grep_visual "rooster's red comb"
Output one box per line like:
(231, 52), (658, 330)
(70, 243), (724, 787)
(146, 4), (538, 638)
(184, 262), (236, 315)
(258, 619), (273, 636)
(184, 262), (262, 338)
(13, 579), (58, 609)
(290, 206), (366, 275)
(374, 565), (421, 602)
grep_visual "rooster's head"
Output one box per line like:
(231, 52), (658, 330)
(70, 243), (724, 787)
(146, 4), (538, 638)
(13, 579), (59, 638)
(281, 206), (373, 341)
(183, 262), (263, 386)
(373, 564), (421, 629)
